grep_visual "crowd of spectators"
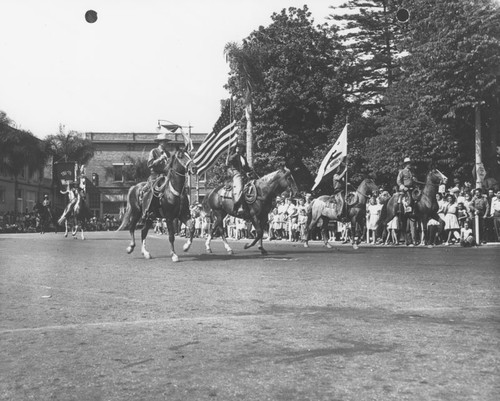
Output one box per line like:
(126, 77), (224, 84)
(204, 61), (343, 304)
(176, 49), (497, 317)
(0, 210), (120, 233)
(3, 178), (499, 246)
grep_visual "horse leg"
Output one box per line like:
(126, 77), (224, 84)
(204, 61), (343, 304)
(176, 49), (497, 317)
(351, 216), (361, 250)
(80, 224), (85, 240)
(64, 221), (69, 237)
(141, 220), (153, 259)
(244, 219), (267, 254)
(183, 218), (195, 253)
(322, 218), (332, 248)
(165, 219), (179, 262)
(304, 213), (320, 248)
(126, 211), (141, 254)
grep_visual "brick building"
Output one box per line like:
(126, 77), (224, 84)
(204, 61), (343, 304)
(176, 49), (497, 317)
(83, 130), (210, 219)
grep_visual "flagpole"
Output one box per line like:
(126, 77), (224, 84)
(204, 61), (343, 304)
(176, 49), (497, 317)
(345, 116), (349, 196)
(226, 98), (232, 165)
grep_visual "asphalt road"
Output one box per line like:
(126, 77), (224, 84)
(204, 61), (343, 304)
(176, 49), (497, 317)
(0, 231), (499, 401)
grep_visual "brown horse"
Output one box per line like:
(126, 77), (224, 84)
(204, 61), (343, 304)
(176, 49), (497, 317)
(381, 169), (447, 245)
(117, 149), (195, 262)
(304, 178), (379, 249)
(200, 167), (298, 255)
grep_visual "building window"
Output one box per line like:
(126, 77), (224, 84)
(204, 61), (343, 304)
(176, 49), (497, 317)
(113, 165), (123, 182)
(112, 163), (132, 182)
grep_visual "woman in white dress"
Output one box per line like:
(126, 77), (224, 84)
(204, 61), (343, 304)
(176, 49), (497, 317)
(366, 196), (382, 244)
(443, 193), (459, 245)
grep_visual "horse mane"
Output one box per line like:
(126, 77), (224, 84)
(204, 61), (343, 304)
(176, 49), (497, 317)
(257, 170), (280, 185)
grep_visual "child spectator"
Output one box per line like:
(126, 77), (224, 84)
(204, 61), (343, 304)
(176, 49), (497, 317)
(460, 221), (476, 247)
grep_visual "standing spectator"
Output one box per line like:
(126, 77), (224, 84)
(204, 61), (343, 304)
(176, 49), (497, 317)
(456, 202), (469, 228)
(267, 208), (278, 241)
(298, 209), (308, 242)
(366, 196), (382, 244)
(485, 188), (496, 242)
(436, 193), (446, 243)
(469, 188), (489, 244)
(444, 194), (460, 245)
(385, 215), (399, 245)
(489, 189), (500, 242)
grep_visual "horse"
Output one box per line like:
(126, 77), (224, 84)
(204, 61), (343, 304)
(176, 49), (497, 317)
(304, 178), (379, 249)
(117, 149), (196, 262)
(58, 186), (91, 240)
(381, 169), (447, 246)
(199, 167), (299, 255)
(33, 201), (53, 234)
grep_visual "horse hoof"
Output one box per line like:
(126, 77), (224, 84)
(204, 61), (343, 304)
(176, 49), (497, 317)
(183, 243), (191, 252)
(126, 246), (134, 254)
(304, 243), (309, 248)
(227, 249), (233, 255)
(172, 254), (179, 262)
(206, 248), (213, 254)
(244, 244), (250, 250)
(352, 243), (359, 250)
(259, 247), (268, 255)
(326, 243), (333, 249)
(143, 252), (151, 259)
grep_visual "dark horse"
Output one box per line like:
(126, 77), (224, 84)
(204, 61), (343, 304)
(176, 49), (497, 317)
(198, 167), (298, 255)
(33, 201), (54, 234)
(381, 169), (447, 245)
(304, 178), (379, 249)
(118, 149), (195, 262)
(58, 187), (91, 239)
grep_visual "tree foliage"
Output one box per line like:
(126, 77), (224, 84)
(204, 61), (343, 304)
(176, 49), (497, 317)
(44, 126), (95, 166)
(365, 0), (500, 181)
(0, 110), (48, 178)
(225, 6), (348, 191)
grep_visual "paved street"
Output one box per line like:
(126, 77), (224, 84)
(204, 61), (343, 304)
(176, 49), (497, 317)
(0, 231), (499, 401)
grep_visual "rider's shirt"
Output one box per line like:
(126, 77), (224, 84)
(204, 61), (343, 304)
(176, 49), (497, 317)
(227, 151), (251, 174)
(42, 199), (51, 208)
(147, 147), (170, 175)
(397, 167), (414, 188)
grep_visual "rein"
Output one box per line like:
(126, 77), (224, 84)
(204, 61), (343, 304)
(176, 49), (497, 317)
(154, 152), (191, 198)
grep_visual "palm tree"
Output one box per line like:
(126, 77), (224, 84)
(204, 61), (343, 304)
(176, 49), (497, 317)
(44, 129), (95, 165)
(224, 41), (262, 167)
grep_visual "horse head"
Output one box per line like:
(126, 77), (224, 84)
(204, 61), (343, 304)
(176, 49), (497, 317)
(280, 167), (299, 198)
(428, 169), (448, 186)
(170, 149), (196, 176)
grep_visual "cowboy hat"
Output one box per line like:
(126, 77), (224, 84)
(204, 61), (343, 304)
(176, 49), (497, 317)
(154, 133), (172, 142)
(403, 157), (411, 164)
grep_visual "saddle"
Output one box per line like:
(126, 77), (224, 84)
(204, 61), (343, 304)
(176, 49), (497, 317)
(324, 193), (345, 219)
(140, 176), (167, 219)
(345, 191), (359, 206)
(223, 179), (257, 205)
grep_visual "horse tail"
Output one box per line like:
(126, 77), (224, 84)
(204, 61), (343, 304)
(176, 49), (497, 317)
(116, 185), (140, 231)
(58, 202), (73, 225)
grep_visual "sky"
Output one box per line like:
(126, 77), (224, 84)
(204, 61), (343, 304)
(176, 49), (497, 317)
(1, 0), (338, 138)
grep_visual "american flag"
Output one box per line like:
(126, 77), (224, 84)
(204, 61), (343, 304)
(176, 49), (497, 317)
(193, 102), (238, 176)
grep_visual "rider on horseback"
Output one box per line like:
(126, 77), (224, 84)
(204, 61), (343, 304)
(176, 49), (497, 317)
(397, 157), (415, 213)
(226, 140), (253, 216)
(42, 194), (53, 219)
(142, 133), (172, 221)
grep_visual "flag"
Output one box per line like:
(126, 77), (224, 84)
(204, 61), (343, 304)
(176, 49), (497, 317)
(193, 102), (238, 175)
(311, 124), (348, 191)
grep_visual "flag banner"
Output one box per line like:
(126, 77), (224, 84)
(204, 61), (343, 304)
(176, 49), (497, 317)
(53, 161), (77, 188)
(193, 102), (238, 175)
(311, 124), (348, 191)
